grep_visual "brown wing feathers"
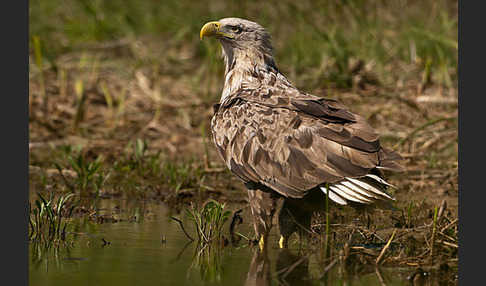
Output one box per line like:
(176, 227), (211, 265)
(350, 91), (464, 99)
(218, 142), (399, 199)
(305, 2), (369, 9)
(290, 98), (356, 123)
(211, 91), (394, 199)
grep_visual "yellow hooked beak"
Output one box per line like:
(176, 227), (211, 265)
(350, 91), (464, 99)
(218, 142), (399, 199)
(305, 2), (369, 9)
(200, 21), (233, 40)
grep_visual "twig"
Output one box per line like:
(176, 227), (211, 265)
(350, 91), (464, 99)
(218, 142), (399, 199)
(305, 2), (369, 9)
(170, 216), (194, 241)
(54, 163), (75, 191)
(284, 208), (314, 236)
(169, 240), (193, 264)
(229, 209), (243, 244)
(101, 237), (111, 247)
(234, 232), (251, 241)
(437, 199), (447, 222)
(437, 240), (458, 248)
(376, 228), (397, 265)
(317, 257), (339, 279)
(438, 231), (457, 243)
(416, 95), (457, 105)
(203, 167), (227, 173)
(198, 184), (217, 192)
(375, 266), (387, 286)
(279, 256), (309, 279)
(341, 229), (355, 263)
(430, 206), (438, 259)
(395, 117), (456, 147)
(440, 218), (458, 233)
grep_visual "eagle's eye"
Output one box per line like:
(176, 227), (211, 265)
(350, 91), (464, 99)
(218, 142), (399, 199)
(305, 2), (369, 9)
(228, 25), (243, 34)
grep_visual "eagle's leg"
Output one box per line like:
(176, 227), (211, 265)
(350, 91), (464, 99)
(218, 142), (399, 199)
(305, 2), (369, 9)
(278, 203), (296, 248)
(278, 191), (325, 248)
(246, 182), (280, 251)
(278, 199), (313, 248)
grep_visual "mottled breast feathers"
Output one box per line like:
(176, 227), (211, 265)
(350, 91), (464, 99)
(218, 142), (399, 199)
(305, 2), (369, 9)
(211, 85), (400, 199)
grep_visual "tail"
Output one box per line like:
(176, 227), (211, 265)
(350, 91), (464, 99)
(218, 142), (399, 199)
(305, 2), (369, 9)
(320, 174), (396, 206)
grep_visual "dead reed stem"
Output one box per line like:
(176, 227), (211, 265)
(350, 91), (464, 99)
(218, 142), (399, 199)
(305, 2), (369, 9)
(376, 228), (397, 265)
(429, 206), (438, 259)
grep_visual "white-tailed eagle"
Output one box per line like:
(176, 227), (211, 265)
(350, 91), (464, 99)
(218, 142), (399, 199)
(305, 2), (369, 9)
(200, 18), (404, 250)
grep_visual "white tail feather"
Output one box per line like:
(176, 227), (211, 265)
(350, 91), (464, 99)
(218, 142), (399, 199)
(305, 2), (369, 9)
(340, 180), (379, 199)
(320, 186), (347, 205)
(319, 175), (396, 205)
(333, 183), (373, 203)
(365, 174), (397, 188)
(328, 186), (363, 203)
(346, 177), (395, 200)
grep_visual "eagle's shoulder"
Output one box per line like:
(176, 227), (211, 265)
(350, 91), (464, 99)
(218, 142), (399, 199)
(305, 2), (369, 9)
(222, 83), (358, 123)
(215, 84), (381, 153)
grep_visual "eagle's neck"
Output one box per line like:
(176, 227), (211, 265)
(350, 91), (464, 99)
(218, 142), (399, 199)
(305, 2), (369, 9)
(220, 44), (291, 103)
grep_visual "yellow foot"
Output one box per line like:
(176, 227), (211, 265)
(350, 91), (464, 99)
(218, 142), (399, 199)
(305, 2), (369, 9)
(259, 236), (265, 252)
(279, 235), (287, 248)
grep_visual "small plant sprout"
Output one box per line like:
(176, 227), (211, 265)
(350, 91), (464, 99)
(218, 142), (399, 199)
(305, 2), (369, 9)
(186, 200), (232, 245)
(29, 193), (76, 245)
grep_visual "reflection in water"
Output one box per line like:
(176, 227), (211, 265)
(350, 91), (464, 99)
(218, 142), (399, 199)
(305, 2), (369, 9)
(244, 248), (314, 286)
(244, 249), (271, 286)
(275, 249), (313, 286)
(30, 241), (75, 272)
(242, 246), (441, 286)
(29, 200), (453, 286)
(190, 244), (226, 284)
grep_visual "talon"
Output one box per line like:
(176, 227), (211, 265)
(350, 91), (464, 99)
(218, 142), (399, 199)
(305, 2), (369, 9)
(258, 236), (265, 251)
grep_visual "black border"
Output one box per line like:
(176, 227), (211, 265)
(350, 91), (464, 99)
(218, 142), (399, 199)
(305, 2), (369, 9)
(1, 0), (29, 285)
(458, 1), (481, 285)
(18, 1), (466, 285)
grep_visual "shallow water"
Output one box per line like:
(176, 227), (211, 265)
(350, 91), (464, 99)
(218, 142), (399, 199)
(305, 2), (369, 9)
(29, 199), (430, 285)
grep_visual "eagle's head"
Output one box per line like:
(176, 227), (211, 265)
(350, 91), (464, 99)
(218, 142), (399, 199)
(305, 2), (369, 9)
(200, 18), (276, 74)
